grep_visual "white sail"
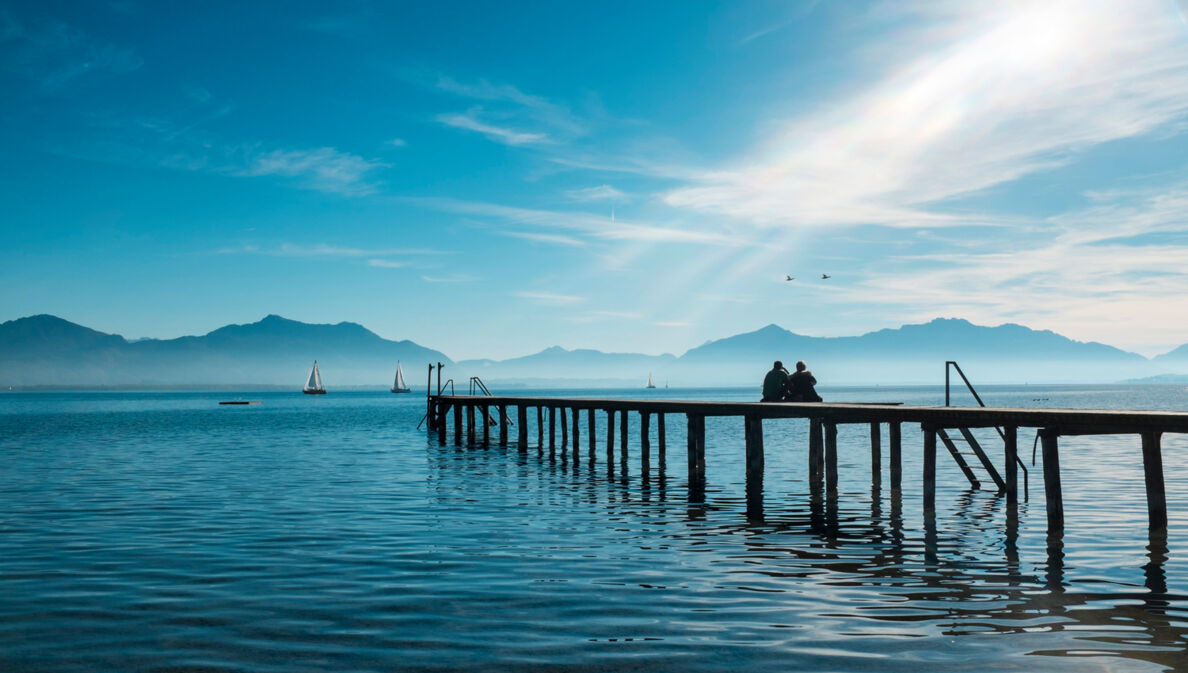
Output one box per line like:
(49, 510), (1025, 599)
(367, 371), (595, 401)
(305, 361), (324, 392)
(646, 373), (655, 388)
(393, 361), (409, 391)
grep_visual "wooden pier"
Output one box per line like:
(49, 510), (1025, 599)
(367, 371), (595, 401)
(426, 395), (1184, 539)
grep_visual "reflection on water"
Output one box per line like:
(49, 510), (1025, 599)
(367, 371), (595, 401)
(0, 387), (1186, 672)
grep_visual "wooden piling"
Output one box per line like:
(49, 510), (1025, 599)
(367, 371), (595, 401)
(498, 404), (508, 446)
(453, 402), (462, 446)
(620, 410), (628, 463)
(657, 414), (666, 465)
(517, 405), (528, 450)
(561, 408), (568, 457)
(824, 422), (838, 494)
(548, 406), (556, 456)
(809, 419), (823, 486)
(572, 408), (580, 461)
(588, 409), (596, 463)
(537, 407), (544, 449)
(466, 403), (475, 444)
(1004, 425), (1018, 505)
(745, 415), (764, 488)
(640, 412), (651, 473)
(1040, 429), (1063, 535)
(1141, 431), (1167, 531)
(481, 404), (490, 446)
(889, 422), (902, 490)
(923, 425), (936, 512)
(606, 410), (615, 463)
(437, 401), (447, 444)
(870, 422), (881, 486)
(687, 413), (705, 484)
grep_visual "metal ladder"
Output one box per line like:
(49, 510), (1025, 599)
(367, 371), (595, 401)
(468, 376), (508, 427)
(944, 361), (1028, 497)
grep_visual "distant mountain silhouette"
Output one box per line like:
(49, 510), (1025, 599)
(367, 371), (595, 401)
(1153, 343), (1188, 366)
(459, 345), (677, 386)
(2, 313), (1182, 388)
(453, 318), (1157, 386)
(0, 314), (450, 387)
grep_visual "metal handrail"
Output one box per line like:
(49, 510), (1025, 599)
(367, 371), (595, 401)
(944, 360), (1028, 496)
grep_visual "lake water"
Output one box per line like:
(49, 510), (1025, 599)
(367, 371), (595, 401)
(2, 385), (1187, 672)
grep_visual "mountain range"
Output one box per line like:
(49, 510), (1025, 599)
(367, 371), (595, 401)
(2, 313), (1188, 388)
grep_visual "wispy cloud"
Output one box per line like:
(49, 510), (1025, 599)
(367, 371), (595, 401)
(236, 147), (386, 195)
(515, 291), (585, 306)
(421, 273), (482, 283)
(218, 243), (447, 258)
(565, 184), (625, 201)
(367, 259), (405, 268)
(662, 1), (1188, 229)
(502, 231), (587, 247)
(432, 74), (586, 147)
(436, 109), (548, 146)
(568, 310), (642, 323)
(406, 196), (742, 246)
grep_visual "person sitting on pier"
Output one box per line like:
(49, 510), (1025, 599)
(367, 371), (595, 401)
(761, 360), (790, 402)
(784, 361), (822, 402)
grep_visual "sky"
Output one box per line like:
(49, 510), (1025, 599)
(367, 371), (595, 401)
(3, 0), (1188, 360)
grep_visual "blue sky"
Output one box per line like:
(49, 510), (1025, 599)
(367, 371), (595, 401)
(3, 0), (1188, 359)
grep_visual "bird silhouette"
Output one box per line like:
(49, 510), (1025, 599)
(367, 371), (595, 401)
(785, 275), (794, 281)
(821, 273), (831, 279)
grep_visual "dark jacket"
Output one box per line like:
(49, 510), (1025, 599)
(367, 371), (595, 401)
(785, 370), (822, 402)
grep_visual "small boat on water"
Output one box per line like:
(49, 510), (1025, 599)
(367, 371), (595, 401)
(646, 373), (656, 389)
(391, 361), (411, 394)
(219, 400), (261, 405)
(303, 360), (327, 395)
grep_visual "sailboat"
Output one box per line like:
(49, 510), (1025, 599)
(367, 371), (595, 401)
(391, 361), (411, 394)
(303, 360), (326, 395)
(646, 373), (656, 389)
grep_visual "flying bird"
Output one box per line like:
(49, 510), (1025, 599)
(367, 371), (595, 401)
(821, 273), (831, 280)
(785, 275), (794, 281)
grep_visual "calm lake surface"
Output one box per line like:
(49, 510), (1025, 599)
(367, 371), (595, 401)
(2, 384), (1187, 672)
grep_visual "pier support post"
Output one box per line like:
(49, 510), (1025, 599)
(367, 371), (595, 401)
(1040, 429), (1063, 535)
(809, 419), (823, 488)
(498, 405), (508, 446)
(548, 407), (556, 457)
(870, 422), (882, 487)
(572, 408), (580, 463)
(453, 402), (463, 446)
(923, 425), (936, 513)
(465, 403), (475, 445)
(640, 412), (651, 474)
(620, 410), (629, 464)
(561, 408), (568, 458)
(745, 414), (764, 521)
(481, 404), (490, 446)
(437, 400), (447, 444)
(889, 422), (902, 491)
(1004, 426), (1018, 506)
(606, 410), (615, 464)
(1141, 431), (1167, 531)
(588, 409), (596, 463)
(745, 415), (764, 487)
(657, 414), (666, 465)
(517, 405), (528, 451)
(824, 422), (839, 494)
(687, 413), (706, 485)
(537, 407), (544, 450)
